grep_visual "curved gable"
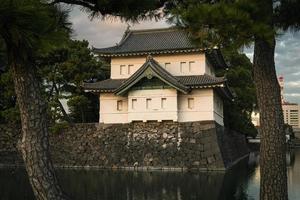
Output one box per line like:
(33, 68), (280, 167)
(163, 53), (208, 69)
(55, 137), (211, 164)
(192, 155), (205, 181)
(114, 56), (189, 95)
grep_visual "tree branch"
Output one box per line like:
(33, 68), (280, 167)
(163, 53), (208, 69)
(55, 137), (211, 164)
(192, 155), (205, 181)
(51, 0), (97, 12)
(54, 84), (73, 123)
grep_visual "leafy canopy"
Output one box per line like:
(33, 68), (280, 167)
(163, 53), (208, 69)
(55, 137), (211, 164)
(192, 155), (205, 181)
(0, 0), (71, 64)
(166, 0), (300, 49)
(219, 50), (257, 136)
(38, 39), (108, 123)
(51, 0), (166, 21)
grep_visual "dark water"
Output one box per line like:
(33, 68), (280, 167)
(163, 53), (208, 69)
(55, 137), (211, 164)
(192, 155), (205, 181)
(1, 149), (300, 200)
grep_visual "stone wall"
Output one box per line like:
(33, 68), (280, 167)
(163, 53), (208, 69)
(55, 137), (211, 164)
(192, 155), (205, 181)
(0, 121), (249, 170)
(0, 124), (23, 166)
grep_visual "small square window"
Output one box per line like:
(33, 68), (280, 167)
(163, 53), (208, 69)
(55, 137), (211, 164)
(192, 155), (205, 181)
(117, 100), (123, 111)
(132, 99), (137, 110)
(189, 61), (195, 72)
(146, 98), (152, 109)
(180, 62), (187, 73)
(188, 98), (194, 109)
(161, 98), (166, 109)
(165, 63), (171, 69)
(120, 65), (126, 75)
(128, 65), (134, 74)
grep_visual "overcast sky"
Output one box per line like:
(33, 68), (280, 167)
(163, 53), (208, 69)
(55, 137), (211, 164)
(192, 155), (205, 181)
(69, 7), (300, 104)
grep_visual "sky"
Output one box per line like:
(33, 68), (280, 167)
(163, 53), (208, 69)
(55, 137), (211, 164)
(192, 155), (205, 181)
(69, 7), (300, 104)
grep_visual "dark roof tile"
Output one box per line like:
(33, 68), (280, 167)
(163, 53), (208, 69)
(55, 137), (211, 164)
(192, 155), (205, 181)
(83, 74), (226, 92)
(83, 79), (125, 91)
(94, 28), (197, 55)
(93, 28), (228, 69)
(176, 75), (225, 86)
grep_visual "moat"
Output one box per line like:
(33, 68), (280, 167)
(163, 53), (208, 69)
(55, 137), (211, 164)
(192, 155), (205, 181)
(1, 149), (300, 200)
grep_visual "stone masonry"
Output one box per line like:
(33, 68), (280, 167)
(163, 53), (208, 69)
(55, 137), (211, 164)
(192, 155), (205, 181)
(0, 121), (249, 170)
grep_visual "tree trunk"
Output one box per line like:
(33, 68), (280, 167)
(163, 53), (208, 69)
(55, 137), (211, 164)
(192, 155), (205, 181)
(253, 36), (288, 200)
(10, 61), (68, 200)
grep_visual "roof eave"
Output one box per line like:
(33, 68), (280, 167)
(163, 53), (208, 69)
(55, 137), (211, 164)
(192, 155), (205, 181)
(215, 83), (234, 101)
(94, 48), (204, 58)
(206, 49), (228, 70)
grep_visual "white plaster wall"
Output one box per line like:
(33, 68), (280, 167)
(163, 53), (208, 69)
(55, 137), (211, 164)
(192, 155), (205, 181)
(127, 89), (178, 122)
(99, 93), (128, 123)
(178, 89), (215, 122)
(110, 53), (211, 79)
(98, 89), (224, 125)
(213, 91), (224, 126)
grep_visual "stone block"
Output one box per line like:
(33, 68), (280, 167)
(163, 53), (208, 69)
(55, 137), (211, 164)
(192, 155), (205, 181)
(190, 138), (196, 144)
(207, 156), (215, 164)
(0, 121), (249, 171)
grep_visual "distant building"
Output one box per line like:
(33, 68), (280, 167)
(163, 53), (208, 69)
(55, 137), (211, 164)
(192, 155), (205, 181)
(83, 28), (233, 125)
(252, 75), (300, 129)
(283, 102), (300, 128)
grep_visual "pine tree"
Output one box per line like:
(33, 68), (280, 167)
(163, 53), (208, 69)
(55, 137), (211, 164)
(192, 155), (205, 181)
(0, 0), (165, 199)
(0, 1), (70, 199)
(38, 39), (108, 123)
(219, 50), (257, 137)
(164, 0), (300, 199)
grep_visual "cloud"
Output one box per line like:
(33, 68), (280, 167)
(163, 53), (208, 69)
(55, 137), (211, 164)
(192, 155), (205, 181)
(285, 93), (300, 97)
(285, 81), (300, 88)
(69, 6), (169, 47)
(291, 71), (300, 76)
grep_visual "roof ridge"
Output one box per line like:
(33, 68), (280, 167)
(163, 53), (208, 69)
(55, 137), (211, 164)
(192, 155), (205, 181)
(114, 27), (181, 48)
(129, 27), (179, 34)
(175, 74), (225, 80)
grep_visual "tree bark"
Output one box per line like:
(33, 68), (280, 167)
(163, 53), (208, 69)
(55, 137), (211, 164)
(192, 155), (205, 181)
(253, 36), (288, 199)
(10, 60), (68, 199)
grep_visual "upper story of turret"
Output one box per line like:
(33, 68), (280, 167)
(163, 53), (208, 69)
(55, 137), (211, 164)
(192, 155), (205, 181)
(93, 28), (228, 79)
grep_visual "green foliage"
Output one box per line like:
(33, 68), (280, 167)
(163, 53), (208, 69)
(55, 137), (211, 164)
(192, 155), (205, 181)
(166, 0), (300, 50)
(38, 39), (108, 123)
(40, 39), (108, 90)
(274, 0), (300, 31)
(0, 66), (19, 124)
(0, 0), (71, 125)
(0, 0), (71, 64)
(0, 107), (20, 124)
(67, 93), (99, 123)
(165, 1), (300, 139)
(49, 121), (69, 135)
(218, 51), (257, 136)
(52, 0), (166, 21)
(0, 1), (107, 124)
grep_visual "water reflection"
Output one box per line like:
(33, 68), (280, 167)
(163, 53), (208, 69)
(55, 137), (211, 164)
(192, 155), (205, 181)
(1, 149), (300, 200)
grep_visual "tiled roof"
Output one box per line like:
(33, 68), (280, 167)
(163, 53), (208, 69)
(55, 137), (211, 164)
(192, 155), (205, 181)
(176, 75), (225, 87)
(93, 28), (198, 55)
(83, 74), (226, 92)
(93, 28), (228, 69)
(83, 79), (126, 91)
